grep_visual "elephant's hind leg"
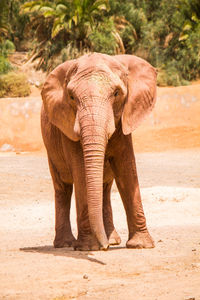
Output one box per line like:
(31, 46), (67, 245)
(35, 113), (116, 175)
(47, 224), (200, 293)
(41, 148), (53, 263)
(48, 158), (76, 248)
(103, 181), (121, 245)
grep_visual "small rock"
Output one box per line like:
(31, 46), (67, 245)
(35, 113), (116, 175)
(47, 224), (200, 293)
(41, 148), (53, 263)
(191, 263), (200, 268)
(35, 80), (41, 87)
(0, 144), (15, 152)
(28, 79), (34, 85)
(192, 249), (196, 252)
(158, 239), (163, 243)
(83, 274), (88, 279)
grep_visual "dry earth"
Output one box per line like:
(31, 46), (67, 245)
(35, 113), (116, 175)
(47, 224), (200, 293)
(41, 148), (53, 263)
(0, 149), (200, 300)
(0, 73), (200, 299)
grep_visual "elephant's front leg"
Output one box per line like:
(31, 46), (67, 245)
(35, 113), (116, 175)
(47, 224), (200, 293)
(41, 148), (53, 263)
(54, 187), (76, 248)
(110, 131), (154, 249)
(103, 180), (121, 245)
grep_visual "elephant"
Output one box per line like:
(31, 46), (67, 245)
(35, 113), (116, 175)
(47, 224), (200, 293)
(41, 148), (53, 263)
(41, 52), (157, 251)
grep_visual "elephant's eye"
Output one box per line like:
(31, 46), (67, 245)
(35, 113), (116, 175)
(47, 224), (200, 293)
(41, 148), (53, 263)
(114, 89), (120, 97)
(69, 93), (75, 101)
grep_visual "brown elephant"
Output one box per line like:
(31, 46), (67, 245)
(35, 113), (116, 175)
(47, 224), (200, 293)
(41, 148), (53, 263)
(41, 53), (157, 251)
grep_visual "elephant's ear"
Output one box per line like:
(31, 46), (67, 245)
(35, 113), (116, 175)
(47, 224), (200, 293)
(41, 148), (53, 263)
(41, 60), (80, 141)
(115, 55), (157, 135)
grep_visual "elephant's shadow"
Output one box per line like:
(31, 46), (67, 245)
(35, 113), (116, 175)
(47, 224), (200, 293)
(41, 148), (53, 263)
(20, 245), (124, 265)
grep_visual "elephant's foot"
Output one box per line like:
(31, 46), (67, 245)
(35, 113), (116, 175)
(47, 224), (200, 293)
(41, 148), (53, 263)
(54, 235), (76, 248)
(108, 229), (121, 245)
(126, 231), (155, 249)
(73, 234), (106, 251)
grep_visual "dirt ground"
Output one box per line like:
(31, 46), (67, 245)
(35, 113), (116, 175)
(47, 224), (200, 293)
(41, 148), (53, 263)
(1, 79), (200, 299)
(0, 147), (200, 300)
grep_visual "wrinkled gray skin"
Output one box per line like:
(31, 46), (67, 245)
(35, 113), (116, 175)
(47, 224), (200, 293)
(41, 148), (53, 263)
(41, 53), (157, 251)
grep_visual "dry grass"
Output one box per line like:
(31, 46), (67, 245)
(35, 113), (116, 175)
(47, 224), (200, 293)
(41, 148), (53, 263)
(0, 72), (31, 98)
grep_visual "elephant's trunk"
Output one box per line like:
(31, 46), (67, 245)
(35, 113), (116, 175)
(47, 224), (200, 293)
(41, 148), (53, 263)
(80, 108), (111, 250)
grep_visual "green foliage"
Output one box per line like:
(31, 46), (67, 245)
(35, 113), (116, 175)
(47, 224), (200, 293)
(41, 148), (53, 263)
(157, 64), (189, 87)
(0, 0), (27, 75)
(0, 0), (199, 85)
(21, 0), (110, 71)
(0, 0), (9, 42)
(0, 72), (31, 97)
(0, 1), (29, 48)
(113, 0), (200, 85)
(23, 0), (109, 38)
(8, 0), (30, 49)
(0, 40), (15, 74)
(88, 18), (117, 54)
(109, 0), (147, 54)
(19, 0), (200, 83)
(111, 0), (200, 85)
(0, 56), (13, 74)
(0, 40), (15, 57)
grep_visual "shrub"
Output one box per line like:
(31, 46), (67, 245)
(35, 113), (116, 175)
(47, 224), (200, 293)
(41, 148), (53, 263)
(157, 69), (188, 87)
(88, 18), (117, 55)
(0, 55), (13, 74)
(48, 45), (89, 72)
(0, 72), (31, 97)
(157, 62), (189, 87)
(0, 40), (15, 74)
(0, 40), (15, 57)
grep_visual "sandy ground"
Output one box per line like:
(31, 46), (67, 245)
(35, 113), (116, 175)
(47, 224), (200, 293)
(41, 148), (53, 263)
(0, 148), (200, 300)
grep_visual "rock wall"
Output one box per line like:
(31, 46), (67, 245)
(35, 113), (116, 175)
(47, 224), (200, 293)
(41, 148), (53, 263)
(0, 97), (43, 152)
(133, 84), (200, 152)
(0, 84), (200, 152)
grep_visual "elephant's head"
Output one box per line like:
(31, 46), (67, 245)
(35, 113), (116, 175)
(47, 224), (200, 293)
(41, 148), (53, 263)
(41, 53), (157, 250)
